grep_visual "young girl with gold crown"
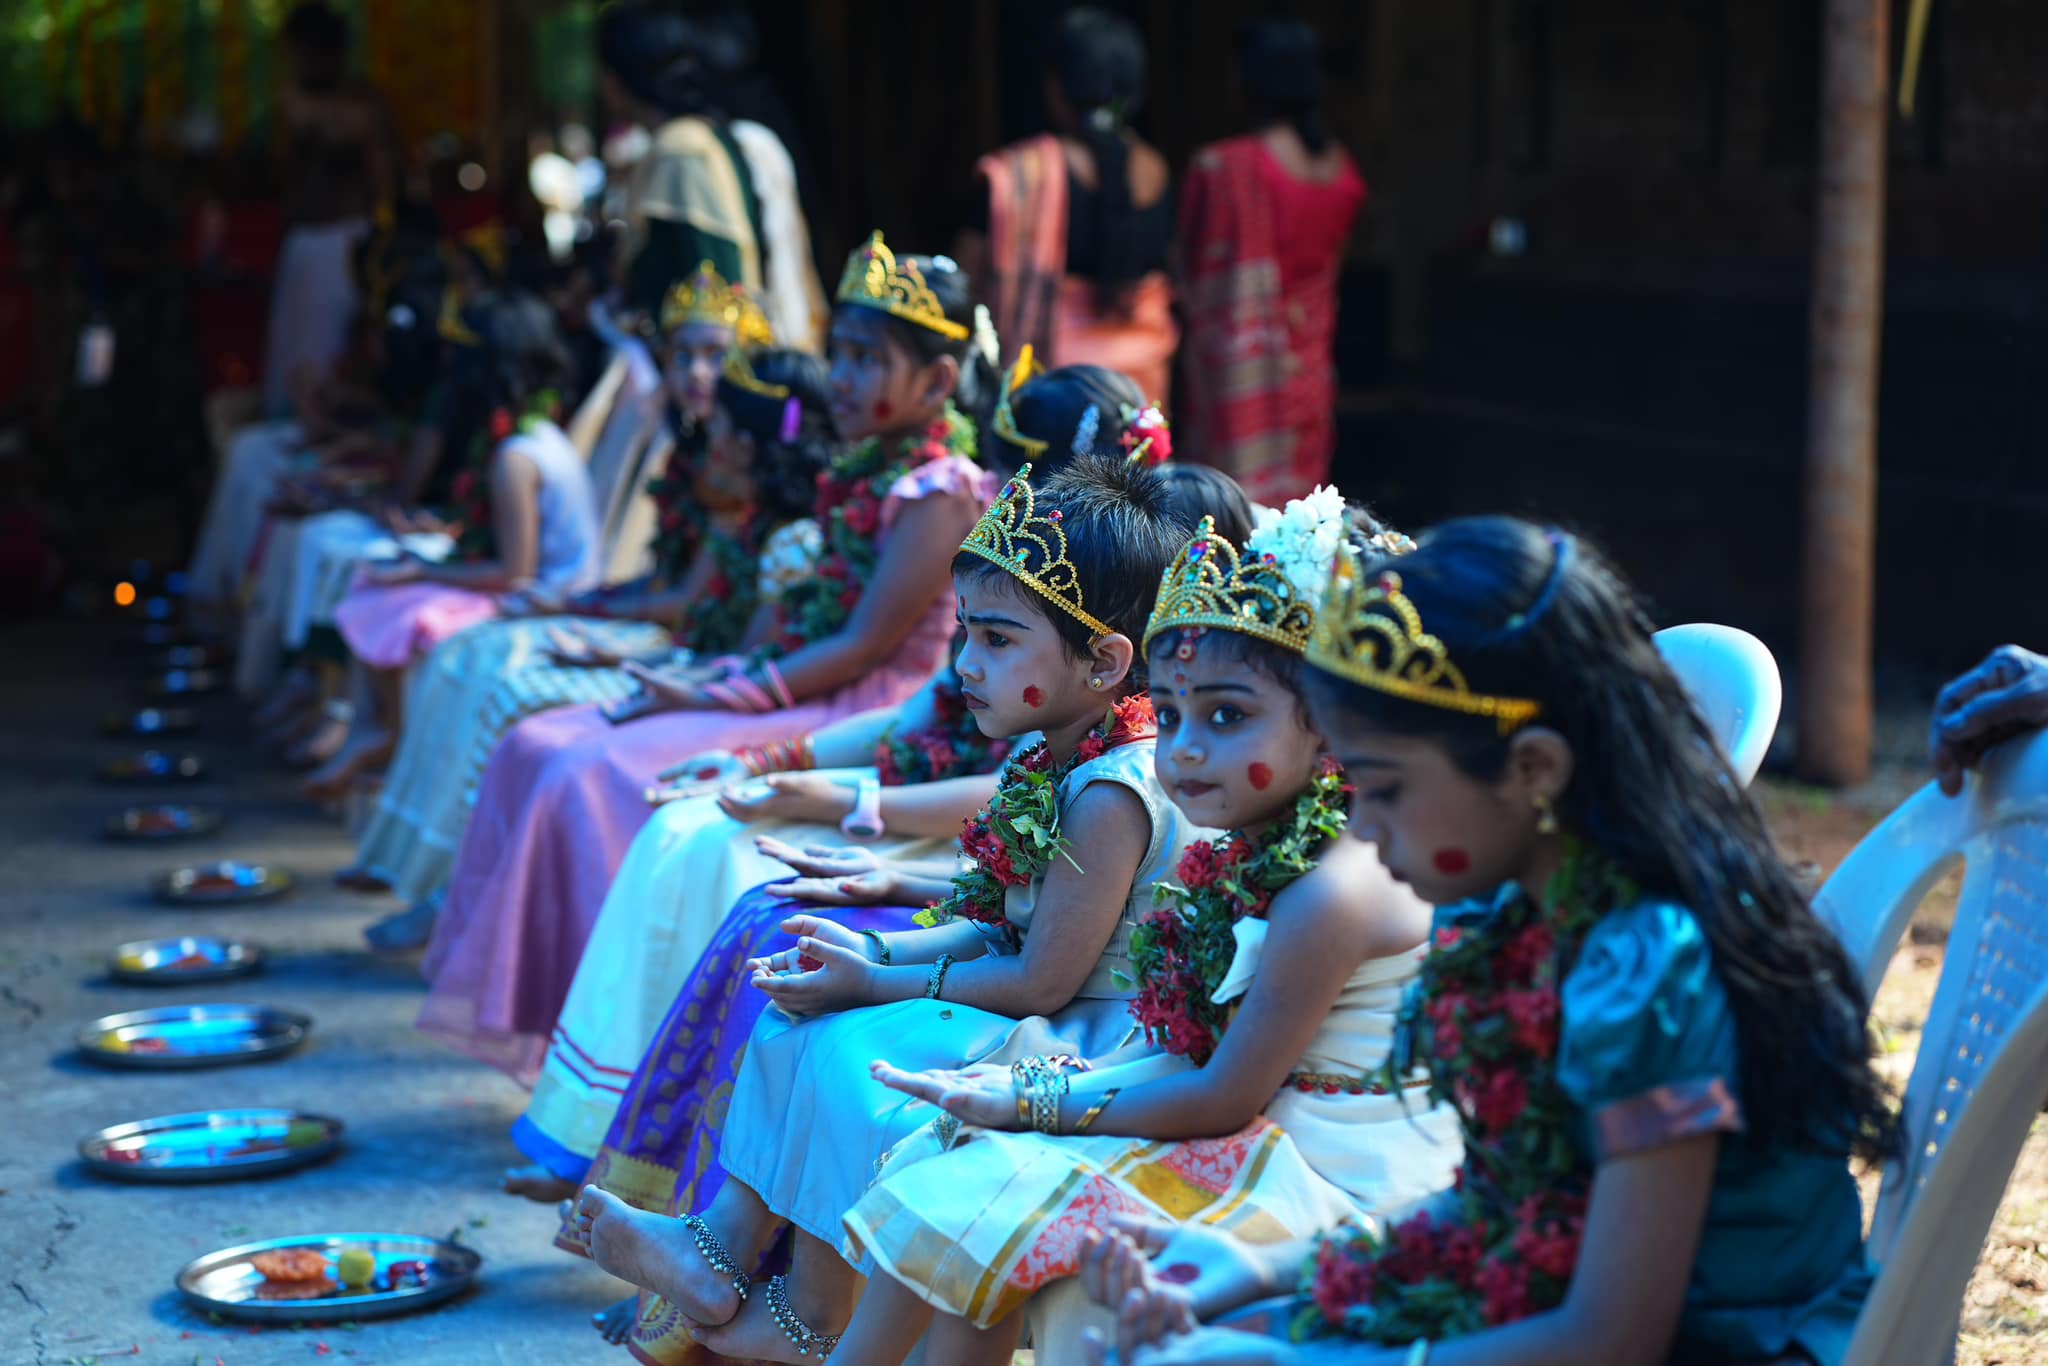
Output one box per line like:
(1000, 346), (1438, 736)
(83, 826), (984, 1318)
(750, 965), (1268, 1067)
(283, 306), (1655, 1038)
(501, 360), (1164, 1211)
(414, 234), (996, 1079)
(1072, 517), (1892, 1366)
(820, 499), (1461, 1366)
(339, 269), (810, 944)
(571, 453), (1202, 1361)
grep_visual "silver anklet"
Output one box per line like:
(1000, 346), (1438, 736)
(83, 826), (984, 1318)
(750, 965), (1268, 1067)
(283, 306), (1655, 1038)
(765, 1273), (841, 1358)
(679, 1213), (750, 1304)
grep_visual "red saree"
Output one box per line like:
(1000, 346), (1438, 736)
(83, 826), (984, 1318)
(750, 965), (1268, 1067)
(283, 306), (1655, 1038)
(1177, 136), (1365, 502)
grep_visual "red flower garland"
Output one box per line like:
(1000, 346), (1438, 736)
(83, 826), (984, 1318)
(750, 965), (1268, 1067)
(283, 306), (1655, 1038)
(874, 678), (1011, 787)
(916, 696), (1157, 930)
(1296, 840), (1632, 1344)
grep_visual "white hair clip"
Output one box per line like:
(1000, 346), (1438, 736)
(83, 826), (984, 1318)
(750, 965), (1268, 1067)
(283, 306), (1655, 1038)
(971, 304), (1001, 368)
(1071, 404), (1101, 455)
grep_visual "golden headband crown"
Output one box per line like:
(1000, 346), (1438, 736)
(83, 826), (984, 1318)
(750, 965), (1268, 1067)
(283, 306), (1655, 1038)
(1306, 552), (1543, 735)
(662, 261), (774, 347)
(990, 343), (1049, 459)
(720, 344), (790, 401)
(836, 231), (970, 341)
(958, 461), (1116, 639)
(1143, 517), (1318, 656)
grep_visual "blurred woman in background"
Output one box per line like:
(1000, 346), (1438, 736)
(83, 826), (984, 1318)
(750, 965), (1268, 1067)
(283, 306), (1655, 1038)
(958, 6), (1177, 406)
(1177, 18), (1365, 503)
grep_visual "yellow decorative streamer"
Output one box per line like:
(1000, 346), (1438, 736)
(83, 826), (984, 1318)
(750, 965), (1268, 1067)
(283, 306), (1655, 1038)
(1898, 0), (1933, 119)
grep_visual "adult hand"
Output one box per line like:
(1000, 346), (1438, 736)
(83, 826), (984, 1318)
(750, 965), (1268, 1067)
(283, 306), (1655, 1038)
(651, 749), (747, 791)
(715, 772), (853, 825)
(869, 1059), (1018, 1130)
(1932, 644), (2048, 795)
(1081, 1219), (1277, 1327)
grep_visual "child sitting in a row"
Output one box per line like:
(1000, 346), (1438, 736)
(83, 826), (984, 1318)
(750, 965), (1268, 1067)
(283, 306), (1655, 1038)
(576, 453), (1206, 1358)
(832, 501), (1462, 1365)
(1076, 516), (1893, 1366)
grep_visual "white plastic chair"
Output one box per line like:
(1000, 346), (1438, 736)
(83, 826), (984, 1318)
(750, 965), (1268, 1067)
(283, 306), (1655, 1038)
(1812, 730), (2048, 1365)
(1652, 624), (1783, 787)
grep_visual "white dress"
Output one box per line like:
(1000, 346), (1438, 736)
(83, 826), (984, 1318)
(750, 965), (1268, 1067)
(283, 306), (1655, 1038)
(843, 931), (1465, 1342)
(718, 740), (1211, 1248)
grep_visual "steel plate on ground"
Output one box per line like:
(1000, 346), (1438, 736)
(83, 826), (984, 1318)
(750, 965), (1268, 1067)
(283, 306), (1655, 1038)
(152, 861), (292, 904)
(108, 936), (263, 985)
(80, 1109), (341, 1182)
(77, 1003), (311, 1069)
(177, 1233), (480, 1322)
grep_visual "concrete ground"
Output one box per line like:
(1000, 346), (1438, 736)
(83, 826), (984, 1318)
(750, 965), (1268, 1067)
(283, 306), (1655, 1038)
(1, 620), (628, 1365)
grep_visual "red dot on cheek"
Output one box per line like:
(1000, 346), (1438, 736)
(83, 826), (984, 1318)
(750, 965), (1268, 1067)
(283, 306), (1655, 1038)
(1432, 848), (1473, 876)
(1022, 686), (1046, 708)
(1247, 762), (1274, 791)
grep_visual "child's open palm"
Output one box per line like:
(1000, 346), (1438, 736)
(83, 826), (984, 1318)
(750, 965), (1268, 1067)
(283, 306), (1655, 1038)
(869, 1059), (1018, 1130)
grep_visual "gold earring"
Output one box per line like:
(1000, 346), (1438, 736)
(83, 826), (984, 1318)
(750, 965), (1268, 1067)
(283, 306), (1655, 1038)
(1534, 794), (1558, 836)
(1088, 677), (1105, 691)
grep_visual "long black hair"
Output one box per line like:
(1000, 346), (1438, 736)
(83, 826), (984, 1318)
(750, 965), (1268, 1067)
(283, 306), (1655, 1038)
(1236, 17), (1330, 154)
(1050, 8), (1151, 300)
(845, 249), (1002, 440)
(1304, 516), (1897, 1164)
(438, 289), (575, 456)
(716, 347), (834, 526)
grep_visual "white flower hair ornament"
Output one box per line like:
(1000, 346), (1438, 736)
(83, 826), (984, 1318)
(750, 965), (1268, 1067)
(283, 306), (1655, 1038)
(1247, 485), (1351, 606)
(1071, 403), (1102, 455)
(971, 304), (1001, 368)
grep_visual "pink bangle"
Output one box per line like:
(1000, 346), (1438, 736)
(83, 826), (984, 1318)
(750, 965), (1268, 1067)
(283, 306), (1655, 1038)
(700, 679), (748, 712)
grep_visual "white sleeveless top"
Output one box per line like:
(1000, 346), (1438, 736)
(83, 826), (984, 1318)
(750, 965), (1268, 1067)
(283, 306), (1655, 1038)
(505, 420), (602, 595)
(1000, 738), (1218, 1000)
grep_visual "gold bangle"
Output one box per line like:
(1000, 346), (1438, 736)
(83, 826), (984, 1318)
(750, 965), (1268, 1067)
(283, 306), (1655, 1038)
(1072, 1087), (1120, 1133)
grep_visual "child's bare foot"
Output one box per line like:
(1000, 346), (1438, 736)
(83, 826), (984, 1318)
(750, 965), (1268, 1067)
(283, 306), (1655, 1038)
(577, 1187), (744, 1330)
(592, 1295), (639, 1345)
(301, 724), (393, 801)
(364, 900), (439, 952)
(502, 1163), (580, 1204)
(690, 1277), (844, 1364)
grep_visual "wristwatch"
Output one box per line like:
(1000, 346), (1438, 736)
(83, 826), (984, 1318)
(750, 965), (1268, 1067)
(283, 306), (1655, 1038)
(840, 775), (885, 840)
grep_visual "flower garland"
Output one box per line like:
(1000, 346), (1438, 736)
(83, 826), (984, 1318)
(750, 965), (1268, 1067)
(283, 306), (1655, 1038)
(1124, 759), (1352, 1065)
(1293, 839), (1634, 1343)
(763, 403), (975, 656)
(914, 696), (1157, 930)
(874, 677), (1011, 788)
(674, 511), (767, 656)
(643, 413), (711, 582)
(450, 390), (562, 562)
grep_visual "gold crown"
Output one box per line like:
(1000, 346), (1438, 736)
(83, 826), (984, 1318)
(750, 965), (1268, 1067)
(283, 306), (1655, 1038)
(958, 462), (1116, 639)
(1306, 553), (1542, 735)
(1142, 518), (1316, 656)
(836, 231), (970, 340)
(989, 343), (1048, 459)
(720, 344), (789, 400)
(661, 261), (774, 346)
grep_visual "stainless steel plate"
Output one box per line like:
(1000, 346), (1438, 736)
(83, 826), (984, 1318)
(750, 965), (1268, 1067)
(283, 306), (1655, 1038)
(80, 1108), (341, 1183)
(153, 861), (293, 904)
(108, 936), (263, 985)
(77, 1003), (311, 1069)
(147, 668), (224, 697)
(99, 751), (205, 783)
(104, 805), (223, 841)
(103, 707), (200, 737)
(177, 1233), (481, 1323)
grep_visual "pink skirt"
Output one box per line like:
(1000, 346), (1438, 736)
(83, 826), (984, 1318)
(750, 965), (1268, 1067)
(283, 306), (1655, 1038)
(416, 666), (928, 1085)
(333, 581), (502, 670)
